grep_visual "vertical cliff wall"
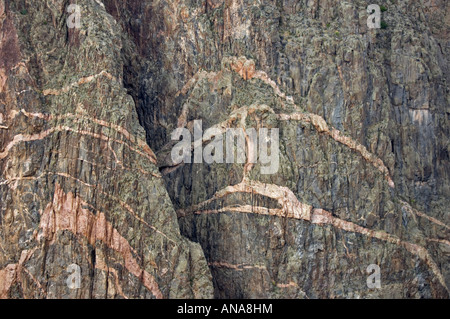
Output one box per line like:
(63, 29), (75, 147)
(0, 0), (213, 299)
(1, 0), (449, 298)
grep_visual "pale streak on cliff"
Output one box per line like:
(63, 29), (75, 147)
(38, 183), (163, 299)
(180, 179), (313, 220)
(177, 57), (395, 188)
(400, 200), (450, 231)
(208, 104), (275, 178)
(175, 70), (223, 128)
(427, 238), (450, 247)
(2, 109), (158, 167)
(1, 171), (176, 244)
(240, 57), (395, 188)
(278, 113), (395, 188)
(224, 56), (290, 103)
(0, 124), (158, 166)
(178, 204), (283, 218)
(51, 172), (177, 245)
(42, 71), (115, 96)
(208, 261), (267, 272)
(181, 179), (448, 293)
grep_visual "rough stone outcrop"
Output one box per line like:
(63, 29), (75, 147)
(0, 0), (213, 299)
(1, 0), (449, 299)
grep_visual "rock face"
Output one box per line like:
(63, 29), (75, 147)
(1, 0), (449, 299)
(0, 0), (213, 299)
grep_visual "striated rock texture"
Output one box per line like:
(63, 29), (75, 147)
(0, 0), (213, 299)
(1, 0), (449, 299)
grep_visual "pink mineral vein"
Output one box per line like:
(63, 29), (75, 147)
(180, 179), (448, 293)
(38, 183), (163, 299)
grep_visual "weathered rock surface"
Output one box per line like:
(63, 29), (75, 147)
(1, 0), (449, 299)
(0, 0), (213, 299)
